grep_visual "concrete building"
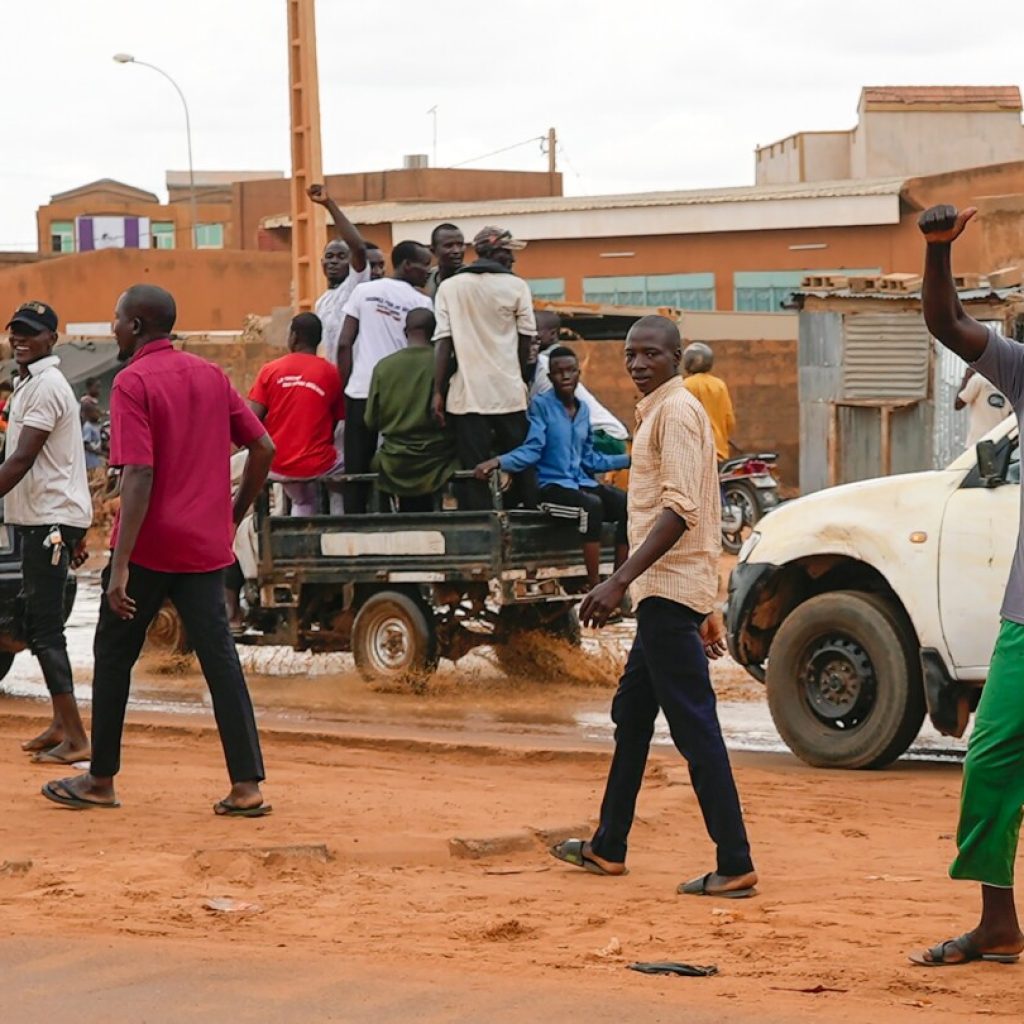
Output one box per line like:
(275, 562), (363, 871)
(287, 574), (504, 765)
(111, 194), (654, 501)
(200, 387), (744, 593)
(756, 86), (1024, 185)
(261, 160), (1024, 312)
(36, 172), (283, 254)
(35, 167), (563, 256)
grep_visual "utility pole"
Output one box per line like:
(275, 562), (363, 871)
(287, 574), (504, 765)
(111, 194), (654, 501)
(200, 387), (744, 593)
(427, 105), (438, 167)
(546, 127), (557, 193)
(287, 0), (325, 312)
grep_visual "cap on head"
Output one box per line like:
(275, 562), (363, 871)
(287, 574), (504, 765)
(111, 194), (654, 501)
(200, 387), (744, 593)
(472, 226), (527, 256)
(6, 300), (58, 334)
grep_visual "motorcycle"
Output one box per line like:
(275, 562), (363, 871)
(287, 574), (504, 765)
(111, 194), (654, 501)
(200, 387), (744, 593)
(720, 452), (780, 555)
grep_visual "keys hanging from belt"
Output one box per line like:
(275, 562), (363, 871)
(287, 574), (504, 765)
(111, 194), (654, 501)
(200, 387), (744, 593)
(44, 525), (63, 566)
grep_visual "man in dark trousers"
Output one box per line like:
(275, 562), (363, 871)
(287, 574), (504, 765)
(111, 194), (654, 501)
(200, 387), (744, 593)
(550, 315), (757, 899)
(1, 301), (92, 764)
(43, 284), (275, 815)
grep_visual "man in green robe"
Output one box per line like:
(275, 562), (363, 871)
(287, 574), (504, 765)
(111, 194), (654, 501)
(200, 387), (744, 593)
(365, 308), (459, 511)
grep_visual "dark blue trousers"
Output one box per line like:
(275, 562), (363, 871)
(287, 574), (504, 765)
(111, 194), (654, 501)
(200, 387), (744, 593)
(590, 595), (754, 876)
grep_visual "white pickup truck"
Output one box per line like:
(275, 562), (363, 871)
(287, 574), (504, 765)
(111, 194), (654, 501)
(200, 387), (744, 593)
(726, 417), (1018, 769)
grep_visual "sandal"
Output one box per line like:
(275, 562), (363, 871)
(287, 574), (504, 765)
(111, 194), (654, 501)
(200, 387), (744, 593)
(909, 933), (1021, 967)
(678, 871), (757, 899)
(549, 838), (627, 876)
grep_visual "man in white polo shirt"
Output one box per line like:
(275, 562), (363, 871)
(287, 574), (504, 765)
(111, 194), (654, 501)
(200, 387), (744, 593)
(337, 240), (433, 513)
(432, 226), (537, 510)
(0, 301), (92, 764)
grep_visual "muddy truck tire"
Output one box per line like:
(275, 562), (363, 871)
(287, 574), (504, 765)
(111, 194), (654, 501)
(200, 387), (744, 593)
(352, 591), (439, 684)
(766, 590), (925, 769)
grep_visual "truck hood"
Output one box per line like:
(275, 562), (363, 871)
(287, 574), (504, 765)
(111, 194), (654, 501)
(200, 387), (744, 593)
(746, 468), (963, 567)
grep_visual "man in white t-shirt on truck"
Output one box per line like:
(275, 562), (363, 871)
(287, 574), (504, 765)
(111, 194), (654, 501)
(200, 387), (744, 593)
(432, 226), (538, 510)
(337, 240), (433, 513)
(309, 183), (371, 366)
(0, 301), (92, 765)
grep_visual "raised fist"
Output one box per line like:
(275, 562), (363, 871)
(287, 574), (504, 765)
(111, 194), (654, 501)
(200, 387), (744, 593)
(307, 183), (329, 205)
(918, 204), (977, 245)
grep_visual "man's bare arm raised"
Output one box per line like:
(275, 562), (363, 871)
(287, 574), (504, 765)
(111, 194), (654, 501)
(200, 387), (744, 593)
(919, 205), (988, 362)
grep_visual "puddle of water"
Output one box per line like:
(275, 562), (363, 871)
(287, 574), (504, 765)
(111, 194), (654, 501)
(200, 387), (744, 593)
(1, 576), (970, 762)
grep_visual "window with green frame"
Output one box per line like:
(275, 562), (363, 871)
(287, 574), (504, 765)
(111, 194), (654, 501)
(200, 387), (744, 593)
(526, 277), (565, 301)
(582, 273), (715, 310)
(194, 223), (224, 249)
(733, 269), (881, 312)
(50, 221), (74, 253)
(152, 221), (176, 250)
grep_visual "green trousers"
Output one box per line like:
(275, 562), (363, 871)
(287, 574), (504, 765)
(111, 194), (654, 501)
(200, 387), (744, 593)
(951, 619), (1024, 888)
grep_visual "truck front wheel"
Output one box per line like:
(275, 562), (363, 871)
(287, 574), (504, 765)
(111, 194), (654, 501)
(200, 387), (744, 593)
(766, 590), (924, 769)
(352, 591), (439, 683)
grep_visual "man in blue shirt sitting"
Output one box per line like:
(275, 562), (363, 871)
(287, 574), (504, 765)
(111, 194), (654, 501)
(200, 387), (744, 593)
(475, 346), (630, 589)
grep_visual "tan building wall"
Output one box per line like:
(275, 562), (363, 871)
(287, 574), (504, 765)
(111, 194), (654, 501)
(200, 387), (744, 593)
(757, 86), (1024, 185)
(574, 326), (799, 486)
(851, 109), (1024, 180)
(0, 248), (290, 332)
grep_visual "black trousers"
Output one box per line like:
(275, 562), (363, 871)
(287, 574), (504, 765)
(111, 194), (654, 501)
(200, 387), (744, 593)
(20, 524), (85, 697)
(590, 596), (754, 876)
(451, 411), (536, 511)
(538, 483), (627, 544)
(90, 562), (265, 783)
(342, 397), (377, 515)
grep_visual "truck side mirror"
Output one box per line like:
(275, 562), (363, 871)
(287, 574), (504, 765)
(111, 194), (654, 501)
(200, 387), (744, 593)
(977, 439), (1011, 488)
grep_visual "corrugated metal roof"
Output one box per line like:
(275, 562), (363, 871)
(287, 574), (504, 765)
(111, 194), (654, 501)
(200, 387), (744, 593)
(794, 286), (1021, 302)
(260, 176), (908, 229)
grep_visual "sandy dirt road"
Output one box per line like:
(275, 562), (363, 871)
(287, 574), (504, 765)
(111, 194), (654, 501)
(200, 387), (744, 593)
(0, 697), (1018, 1024)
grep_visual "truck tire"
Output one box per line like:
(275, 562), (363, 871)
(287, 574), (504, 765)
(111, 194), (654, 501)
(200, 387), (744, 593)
(144, 601), (191, 655)
(493, 605), (581, 676)
(766, 590), (925, 769)
(352, 591), (439, 683)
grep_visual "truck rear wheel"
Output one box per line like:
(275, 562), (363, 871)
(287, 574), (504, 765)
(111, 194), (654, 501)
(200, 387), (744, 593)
(766, 590), (924, 769)
(352, 591), (439, 683)
(493, 604), (580, 676)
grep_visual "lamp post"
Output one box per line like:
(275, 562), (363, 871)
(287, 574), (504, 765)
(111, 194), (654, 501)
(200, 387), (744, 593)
(113, 53), (198, 249)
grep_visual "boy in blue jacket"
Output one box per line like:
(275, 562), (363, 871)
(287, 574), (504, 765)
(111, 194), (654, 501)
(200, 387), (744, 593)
(475, 346), (630, 588)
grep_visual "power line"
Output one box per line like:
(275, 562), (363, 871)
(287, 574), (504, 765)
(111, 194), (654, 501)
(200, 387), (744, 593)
(450, 135), (545, 169)
(556, 142), (584, 184)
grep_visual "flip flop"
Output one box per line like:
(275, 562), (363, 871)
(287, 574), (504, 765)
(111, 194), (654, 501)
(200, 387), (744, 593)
(549, 838), (628, 876)
(31, 749), (91, 765)
(909, 933), (1021, 967)
(629, 961), (718, 977)
(678, 872), (757, 899)
(214, 799), (273, 818)
(41, 779), (120, 811)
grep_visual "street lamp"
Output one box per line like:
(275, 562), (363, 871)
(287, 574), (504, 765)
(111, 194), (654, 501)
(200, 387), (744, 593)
(113, 53), (198, 249)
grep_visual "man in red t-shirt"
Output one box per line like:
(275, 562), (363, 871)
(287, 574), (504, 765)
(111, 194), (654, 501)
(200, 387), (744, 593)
(248, 313), (344, 515)
(42, 284), (276, 817)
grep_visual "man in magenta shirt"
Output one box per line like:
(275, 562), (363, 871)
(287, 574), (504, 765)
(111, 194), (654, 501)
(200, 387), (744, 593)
(43, 284), (276, 816)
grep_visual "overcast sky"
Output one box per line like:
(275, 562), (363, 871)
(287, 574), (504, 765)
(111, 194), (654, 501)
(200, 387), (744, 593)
(3, 0), (1022, 250)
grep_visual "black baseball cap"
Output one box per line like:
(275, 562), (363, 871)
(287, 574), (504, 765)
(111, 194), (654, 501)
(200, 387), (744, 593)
(6, 300), (58, 334)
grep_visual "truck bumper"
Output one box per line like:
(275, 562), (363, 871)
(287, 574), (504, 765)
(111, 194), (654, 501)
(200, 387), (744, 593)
(725, 560), (777, 683)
